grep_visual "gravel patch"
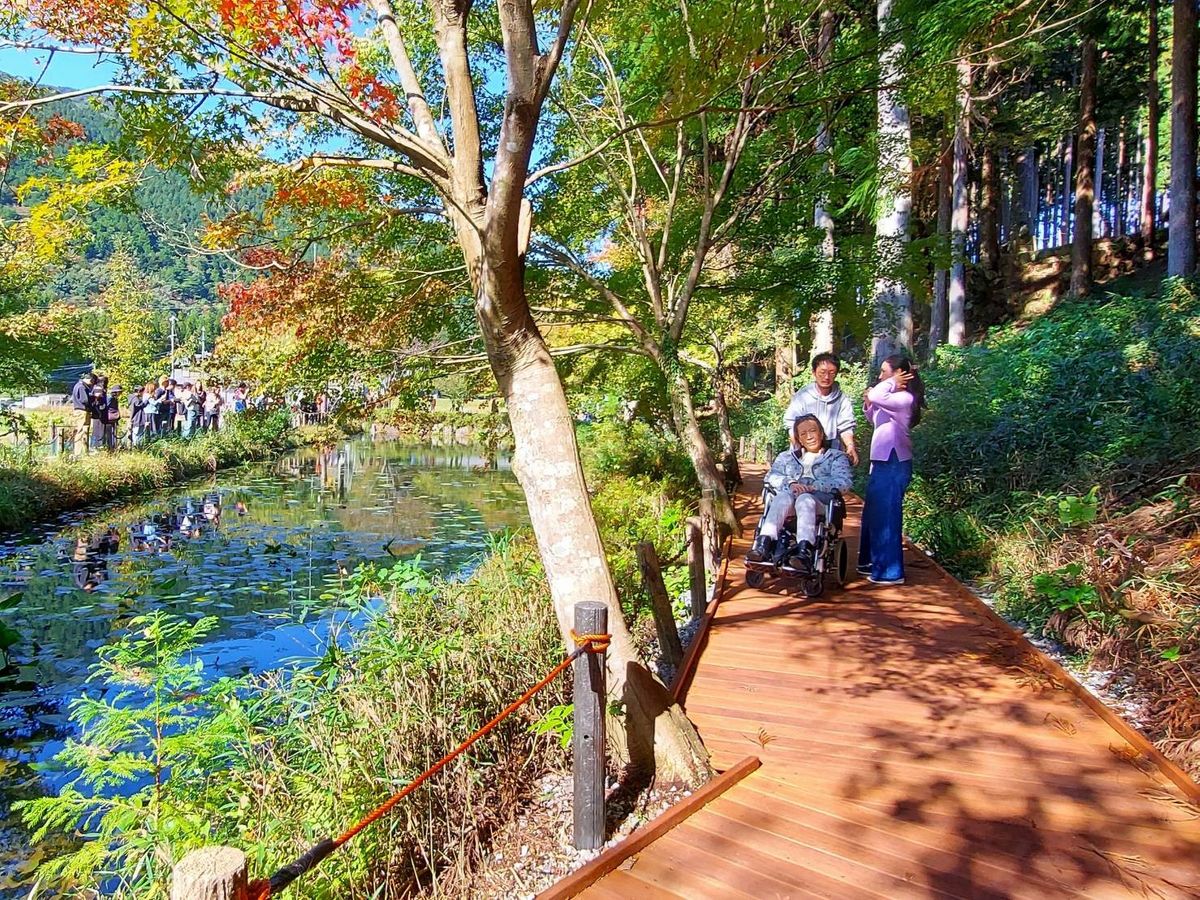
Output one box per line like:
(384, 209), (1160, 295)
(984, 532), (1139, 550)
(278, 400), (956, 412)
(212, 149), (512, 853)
(466, 771), (693, 899)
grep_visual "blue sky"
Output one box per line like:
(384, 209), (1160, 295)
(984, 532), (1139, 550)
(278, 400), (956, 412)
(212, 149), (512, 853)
(0, 49), (118, 89)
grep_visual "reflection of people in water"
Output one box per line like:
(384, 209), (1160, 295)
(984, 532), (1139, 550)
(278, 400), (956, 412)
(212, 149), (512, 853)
(129, 494), (223, 552)
(71, 527), (119, 592)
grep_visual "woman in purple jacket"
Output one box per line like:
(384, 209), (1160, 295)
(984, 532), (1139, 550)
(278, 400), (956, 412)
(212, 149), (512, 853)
(858, 354), (926, 585)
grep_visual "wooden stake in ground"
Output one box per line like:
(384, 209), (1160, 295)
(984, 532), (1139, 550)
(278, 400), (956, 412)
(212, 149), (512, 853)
(171, 847), (247, 900)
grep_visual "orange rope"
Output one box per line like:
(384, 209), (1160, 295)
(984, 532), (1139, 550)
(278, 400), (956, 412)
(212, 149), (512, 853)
(247, 631), (611, 899)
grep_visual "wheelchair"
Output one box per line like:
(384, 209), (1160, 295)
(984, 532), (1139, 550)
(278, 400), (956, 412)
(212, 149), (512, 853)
(744, 483), (849, 598)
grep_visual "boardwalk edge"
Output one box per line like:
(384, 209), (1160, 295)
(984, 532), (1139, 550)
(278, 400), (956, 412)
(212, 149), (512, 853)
(908, 537), (1200, 805)
(535, 755), (762, 900)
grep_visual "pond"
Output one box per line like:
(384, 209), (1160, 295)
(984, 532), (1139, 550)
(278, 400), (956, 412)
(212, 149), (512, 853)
(0, 438), (528, 892)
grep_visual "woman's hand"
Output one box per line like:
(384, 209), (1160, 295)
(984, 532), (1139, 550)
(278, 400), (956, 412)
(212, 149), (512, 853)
(790, 482), (811, 495)
(892, 369), (915, 391)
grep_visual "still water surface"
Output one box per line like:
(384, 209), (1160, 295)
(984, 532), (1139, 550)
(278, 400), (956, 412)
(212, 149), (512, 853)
(0, 438), (527, 890)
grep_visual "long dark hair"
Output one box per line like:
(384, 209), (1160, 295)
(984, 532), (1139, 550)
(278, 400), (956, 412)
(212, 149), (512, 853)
(883, 354), (926, 428)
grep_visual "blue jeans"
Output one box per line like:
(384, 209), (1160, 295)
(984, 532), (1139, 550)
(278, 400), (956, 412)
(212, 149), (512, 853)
(859, 450), (913, 581)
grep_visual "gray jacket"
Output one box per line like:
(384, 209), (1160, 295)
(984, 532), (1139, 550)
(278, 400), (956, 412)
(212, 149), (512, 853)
(783, 383), (856, 444)
(765, 447), (853, 495)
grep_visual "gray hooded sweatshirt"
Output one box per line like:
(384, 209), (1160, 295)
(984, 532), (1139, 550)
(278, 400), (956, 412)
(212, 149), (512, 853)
(783, 382), (856, 445)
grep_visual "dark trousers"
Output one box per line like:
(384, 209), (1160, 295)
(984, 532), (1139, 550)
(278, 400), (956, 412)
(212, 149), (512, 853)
(858, 450), (913, 582)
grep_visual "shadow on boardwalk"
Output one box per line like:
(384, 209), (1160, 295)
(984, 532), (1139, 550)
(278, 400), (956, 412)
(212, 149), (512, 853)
(563, 467), (1200, 900)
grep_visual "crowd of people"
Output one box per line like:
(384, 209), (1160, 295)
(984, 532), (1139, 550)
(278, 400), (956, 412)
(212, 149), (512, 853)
(751, 351), (926, 586)
(69, 371), (252, 454)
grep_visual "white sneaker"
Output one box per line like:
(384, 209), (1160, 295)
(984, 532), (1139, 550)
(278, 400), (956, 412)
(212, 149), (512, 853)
(867, 575), (905, 586)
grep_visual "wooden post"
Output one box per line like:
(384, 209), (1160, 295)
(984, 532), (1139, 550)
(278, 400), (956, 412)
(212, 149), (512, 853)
(698, 490), (721, 573)
(686, 517), (707, 620)
(50, 421), (58, 457)
(573, 601), (607, 850)
(636, 543), (683, 669)
(171, 846), (248, 900)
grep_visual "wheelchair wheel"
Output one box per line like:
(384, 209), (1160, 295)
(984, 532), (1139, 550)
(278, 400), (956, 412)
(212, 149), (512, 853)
(802, 574), (824, 598)
(831, 539), (848, 586)
(746, 569), (766, 589)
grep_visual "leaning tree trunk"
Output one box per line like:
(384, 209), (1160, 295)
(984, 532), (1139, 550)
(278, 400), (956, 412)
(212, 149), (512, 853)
(1168, 0), (1198, 276)
(872, 0), (914, 366)
(930, 143), (952, 353)
(949, 58), (971, 347)
(661, 362), (740, 536)
(1142, 0), (1160, 260)
(1071, 34), (1098, 298)
(479, 295), (709, 782)
(455, 76), (709, 779)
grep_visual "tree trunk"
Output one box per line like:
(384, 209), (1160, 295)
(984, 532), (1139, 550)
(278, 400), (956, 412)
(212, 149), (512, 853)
(1116, 119), (1128, 236)
(662, 364), (740, 536)
(930, 144), (952, 353)
(1071, 34), (1098, 298)
(811, 7), (837, 358)
(457, 56), (709, 778)
(774, 329), (795, 400)
(1169, 0), (1198, 276)
(1093, 126), (1106, 237)
(872, 0), (914, 366)
(1015, 145), (1038, 252)
(1046, 144), (1056, 250)
(485, 308), (709, 782)
(979, 142), (1001, 276)
(1142, 0), (1161, 259)
(948, 59), (970, 347)
(1060, 134), (1074, 248)
(712, 368), (740, 487)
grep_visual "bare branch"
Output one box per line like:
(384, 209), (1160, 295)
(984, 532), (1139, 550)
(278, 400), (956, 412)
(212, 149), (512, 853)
(365, 0), (447, 154)
(535, 0), (585, 108)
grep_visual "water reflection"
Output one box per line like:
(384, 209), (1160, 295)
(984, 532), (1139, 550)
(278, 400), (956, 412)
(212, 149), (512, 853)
(0, 439), (527, 891)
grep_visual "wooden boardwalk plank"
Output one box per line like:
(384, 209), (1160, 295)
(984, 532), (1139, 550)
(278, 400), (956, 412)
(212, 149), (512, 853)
(556, 469), (1200, 899)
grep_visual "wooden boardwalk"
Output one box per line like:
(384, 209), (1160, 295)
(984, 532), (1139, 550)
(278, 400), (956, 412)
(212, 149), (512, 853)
(565, 469), (1200, 899)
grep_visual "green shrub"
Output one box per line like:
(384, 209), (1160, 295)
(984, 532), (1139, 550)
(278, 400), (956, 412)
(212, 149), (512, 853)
(577, 417), (696, 496)
(907, 278), (1200, 634)
(918, 280), (1200, 499)
(591, 474), (691, 625)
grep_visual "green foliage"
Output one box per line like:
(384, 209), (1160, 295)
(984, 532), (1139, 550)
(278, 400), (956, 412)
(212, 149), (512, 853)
(17, 613), (226, 897)
(907, 282), (1200, 575)
(590, 472), (691, 626)
(577, 416), (697, 496)
(1054, 487), (1101, 527)
(900, 280), (1200, 661)
(89, 248), (164, 388)
(19, 542), (564, 897)
(529, 703), (574, 750)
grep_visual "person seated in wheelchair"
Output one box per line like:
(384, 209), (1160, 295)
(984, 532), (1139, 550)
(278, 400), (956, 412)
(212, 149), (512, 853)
(747, 413), (853, 572)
